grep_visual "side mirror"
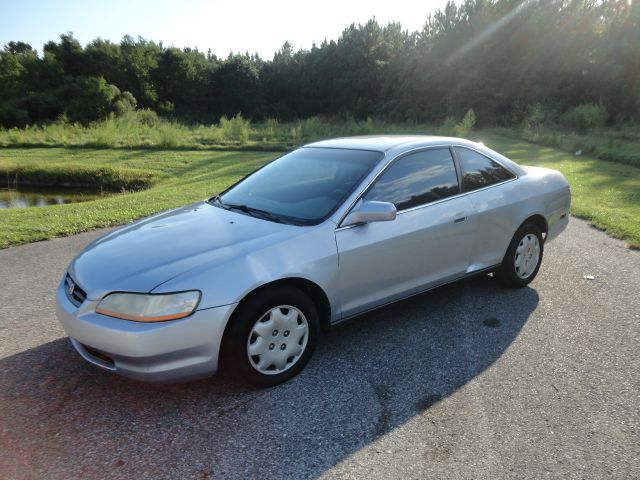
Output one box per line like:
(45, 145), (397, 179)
(342, 200), (397, 227)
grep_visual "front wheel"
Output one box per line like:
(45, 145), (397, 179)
(495, 223), (544, 288)
(222, 285), (319, 387)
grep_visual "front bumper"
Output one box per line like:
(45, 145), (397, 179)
(56, 279), (237, 383)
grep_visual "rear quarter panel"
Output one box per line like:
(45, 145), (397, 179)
(467, 166), (570, 270)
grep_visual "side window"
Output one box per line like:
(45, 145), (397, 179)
(455, 147), (515, 192)
(364, 148), (460, 211)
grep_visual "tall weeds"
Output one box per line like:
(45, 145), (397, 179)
(0, 110), (484, 150)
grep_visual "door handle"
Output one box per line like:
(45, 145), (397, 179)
(453, 216), (467, 223)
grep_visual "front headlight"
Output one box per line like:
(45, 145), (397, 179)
(96, 291), (201, 322)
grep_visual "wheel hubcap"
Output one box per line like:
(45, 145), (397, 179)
(514, 233), (541, 279)
(247, 305), (308, 375)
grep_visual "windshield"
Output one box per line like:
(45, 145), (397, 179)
(218, 147), (383, 225)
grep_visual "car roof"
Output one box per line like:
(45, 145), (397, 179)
(303, 135), (466, 153)
(302, 134), (527, 177)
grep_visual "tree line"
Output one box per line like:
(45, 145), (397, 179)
(0, 0), (637, 128)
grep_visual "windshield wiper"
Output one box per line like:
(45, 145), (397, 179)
(207, 195), (224, 206)
(219, 201), (288, 225)
(208, 195), (289, 224)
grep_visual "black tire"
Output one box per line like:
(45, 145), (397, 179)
(495, 222), (544, 288)
(221, 285), (319, 387)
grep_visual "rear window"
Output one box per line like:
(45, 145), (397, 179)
(455, 147), (515, 192)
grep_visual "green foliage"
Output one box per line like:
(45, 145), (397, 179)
(1, 1), (638, 127)
(522, 104), (558, 130)
(261, 118), (279, 141)
(299, 117), (334, 140)
(290, 124), (301, 143)
(559, 103), (609, 130)
(437, 110), (476, 137)
(438, 116), (457, 136)
(156, 123), (182, 148)
(0, 103), (30, 127)
(218, 114), (251, 144)
(65, 76), (121, 123)
(454, 109), (476, 137)
(356, 117), (377, 135)
(134, 108), (160, 126)
(2, 113), (640, 172)
(113, 91), (137, 116)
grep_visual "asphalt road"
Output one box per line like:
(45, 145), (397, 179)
(0, 218), (638, 479)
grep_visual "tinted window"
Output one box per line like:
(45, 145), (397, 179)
(455, 147), (515, 192)
(220, 147), (382, 225)
(364, 148), (460, 210)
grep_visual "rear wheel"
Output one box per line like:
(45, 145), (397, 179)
(495, 223), (544, 288)
(222, 285), (319, 387)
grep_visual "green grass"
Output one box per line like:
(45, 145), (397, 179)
(493, 125), (640, 168)
(475, 132), (640, 248)
(0, 148), (276, 248)
(1, 132), (639, 249)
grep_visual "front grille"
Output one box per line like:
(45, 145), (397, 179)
(65, 273), (87, 307)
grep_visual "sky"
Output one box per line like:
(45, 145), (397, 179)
(0, 0), (452, 59)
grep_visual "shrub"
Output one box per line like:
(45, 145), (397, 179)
(0, 104), (30, 128)
(198, 124), (223, 144)
(90, 119), (118, 148)
(358, 117), (376, 135)
(453, 109), (477, 137)
(522, 103), (558, 130)
(290, 124), (302, 142)
(113, 91), (137, 116)
(341, 117), (378, 136)
(135, 109), (160, 127)
(559, 103), (608, 129)
(261, 117), (279, 141)
(66, 76), (120, 123)
(157, 124), (180, 148)
(299, 116), (332, 140)
(439, 116), (458, 136)
(219, 113), (250, 144)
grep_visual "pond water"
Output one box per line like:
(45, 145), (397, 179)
(0, 188), (111, 209)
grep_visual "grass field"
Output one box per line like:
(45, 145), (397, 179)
(0, 149), (275, 248)
(492, 126), (640, 168)
(1, 133), (639, 249)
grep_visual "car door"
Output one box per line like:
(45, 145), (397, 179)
(335, 147), (477, 318)
(453, 146), (518, 270)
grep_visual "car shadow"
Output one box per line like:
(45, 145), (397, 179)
(0, 274), (538, 479)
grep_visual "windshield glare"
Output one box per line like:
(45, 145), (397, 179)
(220, 147), (383, 225)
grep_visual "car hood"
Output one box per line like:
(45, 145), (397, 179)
(69, 202), (300, 299)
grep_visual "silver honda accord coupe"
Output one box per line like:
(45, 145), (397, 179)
(56, 136), (570, 386)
